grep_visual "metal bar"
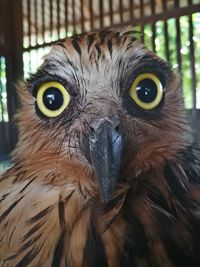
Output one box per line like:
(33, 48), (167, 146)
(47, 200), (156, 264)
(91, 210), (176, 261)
(162, 0), (170, 61)
(99, 0), (104, 27)
(151, 24), (156, 52)
(150, 0), (156, 52)
(163, 21), (170, 61)
(174, 0), (180, 67)
(49, 0), (53, 38)
(80, 0), (84, 32)
(21, 2), (200, 44)
(130, 0), (133, 20)
(87, 2), (199, 24)
(109, 0), (113, 25)
(30, 2), (200, 33)
(174, 0), (179, 8)
(65, 0), (68, 34)
(0, 66), (7, 155)
(27, 0), (31, 46)
(68, 0), (147, 23)
(188, 14), (197, 135)
(72, 0), (76, 33)
(140, 0), (144, 17)
(22, 3), (200, 49)
(89, 0), (94, 30)
(105, 3), (200, 29)
(23, 39), (66, 52)
(42, 0), (45, 42)
(173, 0), (183, 111)
(175, 18), (182, 72)
(119, 0), (123, 22)
(0, 58), (4, 123)
(34, 0), (38, 44)
(140, 0), (144, 43)
(57, 0), (60, 38)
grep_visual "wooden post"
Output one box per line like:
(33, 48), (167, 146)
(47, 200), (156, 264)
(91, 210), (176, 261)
(2, 0), (23, 153)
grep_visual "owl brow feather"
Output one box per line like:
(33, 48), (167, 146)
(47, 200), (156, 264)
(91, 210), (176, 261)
(62, 49), (80, 87)
(79, 76), (87, 103)
(55, 48), (78, 71)
(87, 33), (97, 52)
(71, 36), (82, 56)
(126, 53), (172, 78)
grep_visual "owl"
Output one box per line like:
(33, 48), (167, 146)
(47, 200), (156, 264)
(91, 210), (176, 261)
(0, 27), (200, 267)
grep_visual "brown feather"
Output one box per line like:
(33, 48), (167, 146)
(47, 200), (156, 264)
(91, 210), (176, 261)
(1, 27), (200, 267)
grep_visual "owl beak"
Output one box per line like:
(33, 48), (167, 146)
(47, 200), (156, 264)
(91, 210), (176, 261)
(83, 118), (123, 203)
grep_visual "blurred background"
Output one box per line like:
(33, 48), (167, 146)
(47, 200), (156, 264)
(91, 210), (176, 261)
(0, 0), (200, 171)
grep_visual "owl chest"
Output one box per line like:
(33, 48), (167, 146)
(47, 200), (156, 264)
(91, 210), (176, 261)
(57, 197), (125, 267)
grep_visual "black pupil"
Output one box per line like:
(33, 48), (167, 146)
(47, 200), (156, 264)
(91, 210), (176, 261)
(136, 78), (158, 103)
(43, 87), (64, 111)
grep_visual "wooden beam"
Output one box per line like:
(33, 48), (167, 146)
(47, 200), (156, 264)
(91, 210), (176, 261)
(107, 3), (200, 29)
(2, 0), (23, 152)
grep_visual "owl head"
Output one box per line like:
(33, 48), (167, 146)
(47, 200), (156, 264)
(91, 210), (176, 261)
(14, 27), (188, 203)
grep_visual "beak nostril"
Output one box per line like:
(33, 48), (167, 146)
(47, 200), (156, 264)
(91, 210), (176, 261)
(89, 118), (120, 134)
(115, 125), (120, 132)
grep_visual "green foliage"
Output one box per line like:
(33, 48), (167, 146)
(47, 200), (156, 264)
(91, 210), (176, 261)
(0, 57), (8, 122)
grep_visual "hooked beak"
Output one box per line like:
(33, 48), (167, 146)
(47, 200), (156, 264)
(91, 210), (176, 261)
(82, 118), (123, 203)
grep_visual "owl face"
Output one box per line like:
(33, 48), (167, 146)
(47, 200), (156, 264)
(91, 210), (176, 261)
(16, 29), (187, 202)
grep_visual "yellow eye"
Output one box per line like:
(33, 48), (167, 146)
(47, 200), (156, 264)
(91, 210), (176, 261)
(36, 81), (70, 118)
(129, 73), (163, 110)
